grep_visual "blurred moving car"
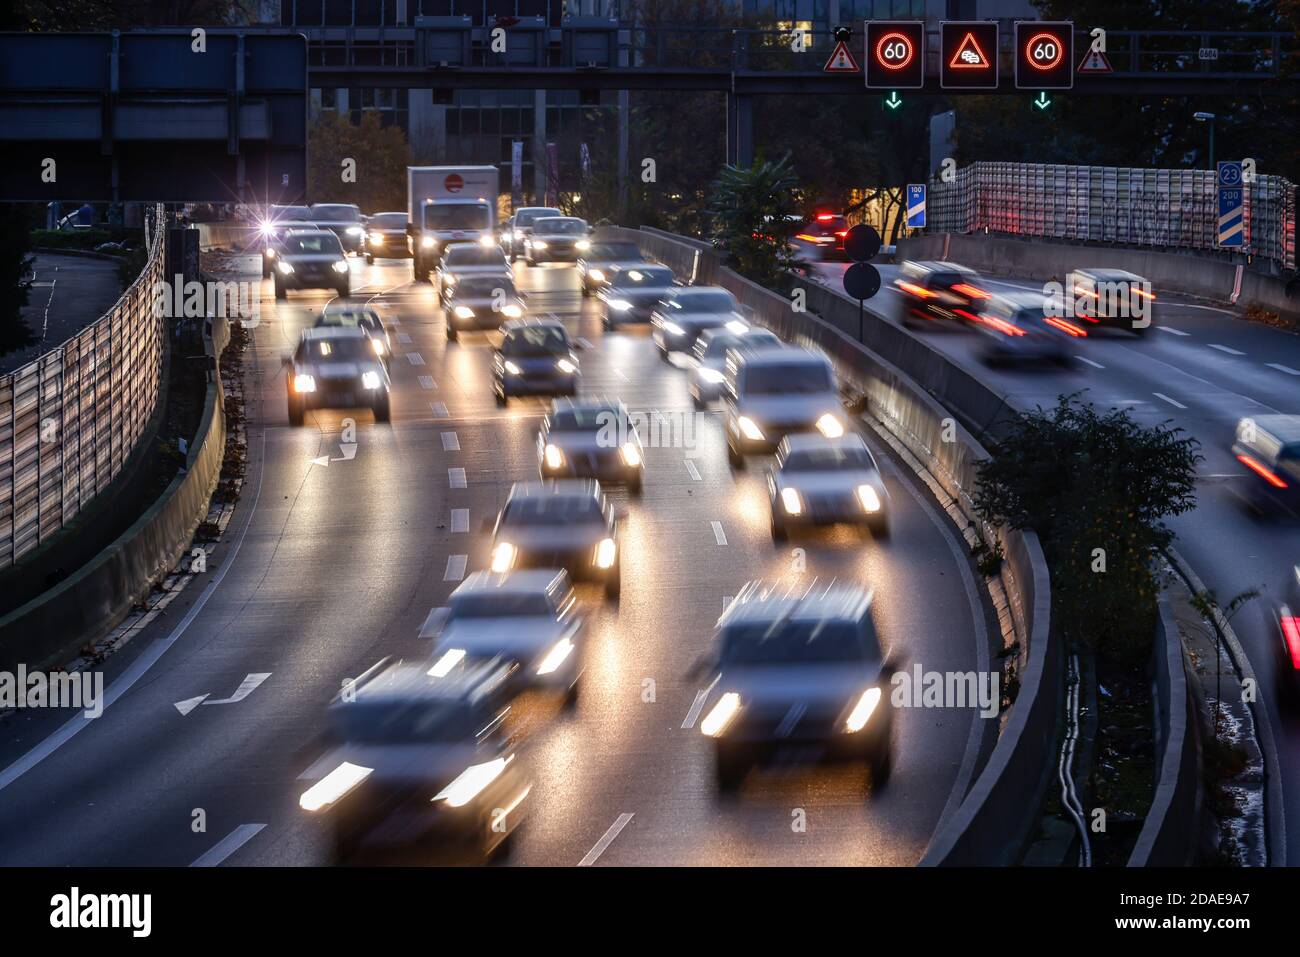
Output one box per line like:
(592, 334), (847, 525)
(490, 480), (623, 599)
(767, 433), (890, 541)
(693, 580), (895, 791)
(364, 211), (411, 263)
(793, 212), (849, 261)
(423, 570), (585, 705)
(261, 219), (315, 278)
(1277, 564), (1300, 701)
(273, 228), (352, 299)
(894, 260), (991, 327)
(537, 397), (644, 494)
(492, 318), (580, 404)
(976, 292), (1082, 367)
(445, 273), (526, 341)
(525, 216), (591, 265)
(1067, 268), (1156, 336)
(724, 345), (844, 466)
(309, 203), (366, 254)
(283, 326), (390, 425)
(1232, 415), (1300, 513)
(688, 326), (781, 408)
(503, 206), (563, 262)
(651, 286), (748, 359)
(314, 304), (392, 364)
(578, 241), (647, 296)
(598, 264), (678, 328)
(436, 244), (512, 305)
(298, 657), (528, 863)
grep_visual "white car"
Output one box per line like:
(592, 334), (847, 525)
(724, 345), (845, 466)
(435, 244), (512, 304)
(767, 433), (890, 541)
(689, 326), (781, 408)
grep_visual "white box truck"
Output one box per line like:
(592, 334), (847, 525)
(407, 165), (500, 281)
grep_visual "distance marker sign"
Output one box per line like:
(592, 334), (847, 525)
(1015, 21), (1074, 89)
(865, 21), (925, 90)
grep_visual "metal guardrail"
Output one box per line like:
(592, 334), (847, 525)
(927, 161), (1297, 273)
(0, 204), (166, 569)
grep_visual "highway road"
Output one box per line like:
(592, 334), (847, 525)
(0, 249), (999, 866)
(810, 254), (1300, 864)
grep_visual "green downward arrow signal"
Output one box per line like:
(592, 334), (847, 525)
(1034, 91), (1052, 110)
(885, 91), (902, 110)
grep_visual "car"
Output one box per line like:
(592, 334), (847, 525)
(578, 241), (647, 296)
(364, 211), (411, 263)
(651, 286), (748, 359)
(436, 243), (512, 305)
(314, 305), (392, 364)
(723, 345), (845, 466)
(767, 433), (890, 541)
(688, 326), (782, 408)
(503, 206), (563, 262)
(524, 216), (592, 265)
(1276, 564), (1300, 701)
(1067, 268), (1157, 335)
(309, 203), (366, 254)
(489, 480), (623, 599)
(283, 326), (390, 425)
(260, 219), (315, 278)
(298, 657), (529, 863)
(492, 318), (580, 404)
(1231, 415), (1300, 514)
(422, 569), (585, 705)
(794, 212), (850, 261)
(537, 397), (644, 494)
(598, 264), (678, 328)
(272, 228), (352, 299)
(894, 260), (991, 327)
(975, 291), (1083, 367)
(693, 580), (896, 791)
(445, 273), (526, 341)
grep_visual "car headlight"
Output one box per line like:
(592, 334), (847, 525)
(609, 299), (633, 312)
(589, 269), (605, 282)
(576, 239), (591, 251)
(737, 416), (764, 441)
(345, 226), (364, 237)
(620, 442), (641, 467)
(454, 306), (475, 320)
(264, 247), (276, 259)
(478, 234), (495, 248)
(815, 413), (844, 438)
(845, 687), (882, 733)
(662, 320), (685, 336)
(557, 358), (577, 374)
(371, 338), (385, 356)
(544, 443), (565, 469)
(293, 373), (316, 393)
(536, 637), (576, 676)
(258, 222), (274, 237)
(433, 757), (510, 808)
(531, 240), (548, 250)
(490, 542), (517, 573)
(780, 487), (802, 515)
(299, 761), (373, 812)
(699, 368), (725, 384)
(857, 484), (882, 512)
(726, 319), (749, 335)
(513, 229), (525, 241)
(501, 304), (523, 319)
(277, 260), (294, 275)
(369, 232), (384, 245)
(362, 370), (381, 390)
(504, 360), (523, 375)
(701, 692), (741, 737)
(594, 537), (617, 569)
(332, 260), (349, 274)
(421, 236), (436, 249)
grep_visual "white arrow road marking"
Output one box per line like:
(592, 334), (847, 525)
(309, 455), (330, 467)
(174, 694), (209, 716)
(190, 824), (267, 867)
(1266, 363), (1300, 376)
(578, 813), (634, 866)
(202, 672), (271, 706)
(1153, 392), (1187, 409)
(444, 555), (468, 581)
(442, 432), (460, 451)
(333, 442), (357, 462)
(1208, 343), (1245, 356)
(451, 508), (469, 533)
(448, 467), (467, 488)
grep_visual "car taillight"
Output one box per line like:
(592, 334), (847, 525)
(835, 230), (848, 238)
(951, 282), (991, 300)
(897, 280), (937, 298)
(1282, 615), (1300, 669)
(1043, 316), (1087, 337)
(816, 213), (835, 222)
(1237, 453), (1288, 489)
(980, 315), (1024, 335)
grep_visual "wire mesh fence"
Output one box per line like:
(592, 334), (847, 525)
(927, 162), (1297, 273)
(0, 204), (167, 570)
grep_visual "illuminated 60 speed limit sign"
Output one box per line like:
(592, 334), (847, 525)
(865, 20), (925, 89)
(1025, 33), (1063, 70)
(875, 32), (915, 70)
(1014, 21), (1074, 90)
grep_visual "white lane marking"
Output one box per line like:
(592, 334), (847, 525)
(397, 332), (412, 344)
(1076, 356), (1105, 369)
(1266, 363), (1300, 376)
(578, 812), (634, 867)
(444, 555), (468, 581)
(431, 402), (449, 417)
(441, 432), (460, 451)
(407, 352), (425, 365)
(1153, 392), (1188, 410)
(451, 508), (469, 533)
(204, 672), (271, 706)
(418, 375), (437, 390)
(448, 467), (467, 488)
(681, 690), (709, 730)
(684, 458), (702, 481)
(190, 824), (268, 867)
(1208, 343), (1245, 356)
(710, 521), (727, 546)
(1156, 326), (1190, 337)
(0, 417), (271, 793)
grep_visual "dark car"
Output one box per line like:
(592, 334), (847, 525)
(445, 273), (526, 341)
(309, 202), (366, 254)
(492, 318), (580, 405)
(364, 211), (410, 263)
(261, 219), (315, 279)
(1277, 564), (1300, 702)
(273, 228), (352, 299)
(598, 264), (677, 328)
(314, 305), (391, 364)
(489, 480), (622, 599)
(283, 326), (390, 425)
(503, 206), (563, 262)
(651, 286), (748, 359)
(1232, 415), (1300, 514)
(537, 397), (644, 494)
(976, 291), (1082, 367)
(794, 213), (849, 261)
(524, 217), (591, 265)
(894, 260), (991, 327)
(1067, 268), (1157, 336)
(578, 241), (647, 297)
(435, 243), (512, 306)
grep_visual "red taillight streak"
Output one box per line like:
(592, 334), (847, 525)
(897, 281), (937, 298)
(951, 282), (991, 299)
(816, 213), (835, 221)
(1073, 285), (1100, 299)
(980, 315), (1025, 336)
(795, 233), (817, 242)
(1133, 288), (1157, 300)
(835, 230), (848, 238)
(1043, 316), (1087, 337)
(1237, 453), (1288, 489)
(1282, 616), (1300, 669)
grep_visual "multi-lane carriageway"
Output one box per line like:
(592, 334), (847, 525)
(0, 250), (1001, 867)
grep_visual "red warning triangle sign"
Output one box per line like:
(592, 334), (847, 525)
(823, 40), (860, 73)
(1077, 48), (1113, 74)
(948, 32), (991, 69)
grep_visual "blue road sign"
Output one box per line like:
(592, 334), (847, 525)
(1218, 186), (1244, 247)
(906, 184), (926, 228)
(1217, 161), (1243, 187)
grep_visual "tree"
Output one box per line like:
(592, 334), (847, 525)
(973, 395), (1202, 667)
(706, 153), (801, 288)
(0, 203), (37, 356)
(307, 112), (413, 214)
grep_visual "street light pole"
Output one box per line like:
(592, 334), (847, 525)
(1194, 111), (1216, 171)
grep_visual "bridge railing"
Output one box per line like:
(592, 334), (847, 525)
(0, 204), (166, 570)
